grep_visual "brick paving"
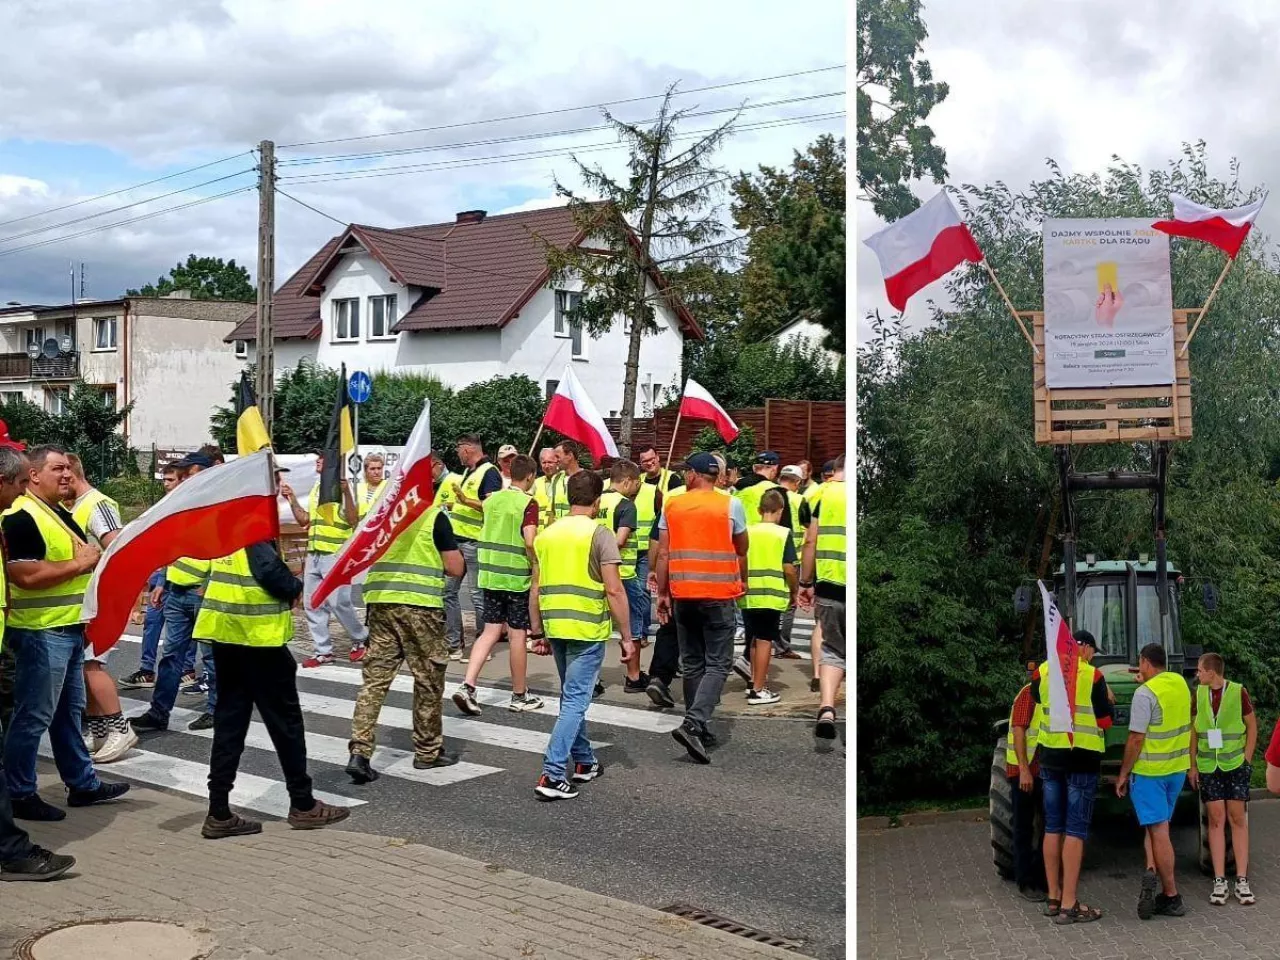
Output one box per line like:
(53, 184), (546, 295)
(4, 772), (800, 960)
(857, 800), (1280, 959)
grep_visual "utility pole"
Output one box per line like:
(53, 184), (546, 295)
(255, 139), (276, 434)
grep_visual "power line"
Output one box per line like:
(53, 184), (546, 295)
(279, 92), (844, 167)
(277, 64), (846, 149)
(0, 151), (253, 231)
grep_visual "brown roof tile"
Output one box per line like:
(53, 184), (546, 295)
(226, 236), (340, 342)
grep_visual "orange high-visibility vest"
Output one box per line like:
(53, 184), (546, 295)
(666, 489), (743, 601)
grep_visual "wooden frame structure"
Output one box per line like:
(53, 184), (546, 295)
(1029, 308), (1194, 445)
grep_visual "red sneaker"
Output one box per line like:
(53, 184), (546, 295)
(302, 654), (335, 668)
(349, 645), (366, 663)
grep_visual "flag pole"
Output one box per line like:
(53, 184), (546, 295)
(527, 422), (545, 458)
(983, 261), (1039, 356)
(664, 408), (684, 473)
(1179, 256), (1234, 356)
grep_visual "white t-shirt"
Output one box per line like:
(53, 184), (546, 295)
(74, 490), (122, 547)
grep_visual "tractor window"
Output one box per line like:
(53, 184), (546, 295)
(1074, 582), (1127, 659)
(1136, 583), (1181, 653)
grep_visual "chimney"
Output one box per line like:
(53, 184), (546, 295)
(455, 210), (487, 225)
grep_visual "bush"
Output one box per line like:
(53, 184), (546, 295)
(101, 474), (164, 511)
(0, 382), (134, 484)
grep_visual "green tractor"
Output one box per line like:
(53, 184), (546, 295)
(989, 444), (1230, 882)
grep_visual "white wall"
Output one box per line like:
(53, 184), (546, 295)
(312, 252), (410, 373)
(775, 318), (841, 365)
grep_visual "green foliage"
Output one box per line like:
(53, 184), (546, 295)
(1, 383), (133, 484)
(856, 0), (950, 221)
(127, 254), (254, 301)
(690, 424), (757, 469)
(679, 338), (845, 409)
(101, 473), (163, 509)
(435, 375), (544, 461)
(733, 135), (846, 352)
(858, 144), (1280, 805)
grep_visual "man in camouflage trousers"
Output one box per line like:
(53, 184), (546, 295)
(345, 500), (464, 781)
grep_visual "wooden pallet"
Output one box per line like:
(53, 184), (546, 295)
(1030, 309), (1193, 445)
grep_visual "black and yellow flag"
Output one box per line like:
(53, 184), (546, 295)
(235, 371), (272, 456)
(317, 363), (354, 523)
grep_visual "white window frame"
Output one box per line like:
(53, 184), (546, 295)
(554, 290), (581, 338)
(25, 327), (45, 352)
(44, 387), (69, 416)
(234, 340), (248, 358)
(93, 316), (118, 352)
(332, 298), (360, 342)
(368, 294), (398, 340)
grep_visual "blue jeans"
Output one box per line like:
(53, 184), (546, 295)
(632, 557), (652, 640)
(542, 639), (605, 781)
(4, 626), (100, 798)
(149, 588), (215, 723)
(1040, 767), (1099, 840)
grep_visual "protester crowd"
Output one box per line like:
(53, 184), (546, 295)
(0, 429), (846, 879)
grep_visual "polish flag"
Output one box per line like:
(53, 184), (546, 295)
(543, 366), (619, 461)
(310, 400), (436, 609)
(863, 191), (985, 311)
(1152, 193), (1266, 259)
(82, 451), (280, 655)
(1038, 581), (1079, 740)
(680, 378), (739, 443)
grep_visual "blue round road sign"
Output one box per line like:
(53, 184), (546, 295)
(348, 370), (372, 404)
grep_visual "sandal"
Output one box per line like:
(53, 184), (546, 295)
(1042, 898), (1061, 918)
(815, 707), (838, 740)
(1053, 901), (1102, 924)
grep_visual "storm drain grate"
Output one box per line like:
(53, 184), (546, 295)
(660, 903), (804, 951)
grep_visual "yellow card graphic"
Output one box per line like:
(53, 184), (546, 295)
(1096, 261), (1118, 293)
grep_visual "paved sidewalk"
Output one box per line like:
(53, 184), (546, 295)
(5, 771), (800, 960)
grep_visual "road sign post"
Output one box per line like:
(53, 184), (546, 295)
(348, 370), (372, 485)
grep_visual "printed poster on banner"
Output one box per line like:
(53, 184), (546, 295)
(1043, 218), (1174, 388)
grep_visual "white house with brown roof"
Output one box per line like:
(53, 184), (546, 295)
(229, 206), (701, 418)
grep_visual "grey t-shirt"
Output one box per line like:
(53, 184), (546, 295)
(1129, 685), (1163, 735)
(587, 524), (622, 582)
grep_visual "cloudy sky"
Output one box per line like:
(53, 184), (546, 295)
(0, 0), (846, 306)
(856, 1), (1280, 344)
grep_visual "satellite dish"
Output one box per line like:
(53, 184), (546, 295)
(59, 334), (73, 353)
(41, 338), (59, 360)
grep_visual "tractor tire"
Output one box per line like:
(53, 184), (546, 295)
(990, 737), (1015, 881)
(1197, 793), (1237, 877)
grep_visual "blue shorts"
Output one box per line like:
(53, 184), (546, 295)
(1130, 771), (1186, 827)
(1040, 768), (1099, 840)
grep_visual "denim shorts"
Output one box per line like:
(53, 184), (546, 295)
(1130, 771), (1186, 826)
(1040, 768), (1099, 840)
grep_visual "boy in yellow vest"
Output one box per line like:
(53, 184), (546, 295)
(1189, 652), (1257, 906)
(1005, 668), (1048, 901)
(1118, 643), (1192, 920)
(738, 490), (796, 706)
(599, 459), (650, 694)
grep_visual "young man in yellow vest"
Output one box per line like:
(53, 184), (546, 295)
(1006, 668), (1048, 901)
(452, 455), (545, 716)
(738, 490), (796, 706)
(1189, 652), (1257, 906)
(3, 444), (130, 822)
(799, 458), (846, 739)
(1118, 643), (1191, 920)
(443, 434), (502, 660)
(344, 493), (466, 784)
(599, 459), (651, 694)
(636, 444), (684, 497)
(529, 470), (635, 800)
(775, 466), (812, 659)
(284, 451), (369, 667)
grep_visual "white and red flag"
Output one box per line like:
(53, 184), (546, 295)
(1152, 193), (1266, 259)
(82, 451), (280, 655)
(679, 378), (739, 443)
(542, 366), (619, 462)
(309, 400), (437, 610)
(863, 191), (985, 311)
(1038, 580), (1079, 740)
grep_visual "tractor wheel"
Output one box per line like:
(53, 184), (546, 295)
(990, 737), (1015, 881)
(1197, 792), (1237, 877)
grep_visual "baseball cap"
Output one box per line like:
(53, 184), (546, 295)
(171, 452), (215, 470)
(498, 444), (518, 459)
(780, 465), (804, 480)
(821, 459), (836, 475)
(1074, 630), (1098, 649)
(755, 451), (780, 466)
(683, 452), (721, 476)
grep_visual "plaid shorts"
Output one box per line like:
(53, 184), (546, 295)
(1200, 763), (1252, 803)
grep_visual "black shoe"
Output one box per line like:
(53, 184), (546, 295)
(413, 754), (459, 770)
(809, 677), (821, 693)
(346, 754), (380, 784)
(672, 721), (711, 764)
(534, 775), (579, 801)
(10, 795), (65, 822)
(571, 762), (604, 783)
(697, 729), (719, 748)
(646, 678), (675, 709)
(201, 813), (263, 840)
(0, 847), (75, 881)
(1138, 867), (1158, 920)
(130, 711), (168, 733)
(1019, 884), (1047, 903)
(66, 781), (130, 808)
(1154, 893), (1187, 917)
(593, 682), (605, 700)
(624, 672), (650, 694)
(187, 712), (215, 732)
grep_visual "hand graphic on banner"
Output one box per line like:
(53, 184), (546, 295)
(1094, 284), (1124, 327)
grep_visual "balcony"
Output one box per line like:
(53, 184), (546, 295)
(0, 352), (80, 381)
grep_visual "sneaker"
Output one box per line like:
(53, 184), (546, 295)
(349, 644), (367, 663)
(92, 726), (139, 764)
(0, 846), (75, 881)
(508, 691), (545, 712)
(345, 754), (379, 784)
(181, 678), (209, 696)
(180, 671), (198, 686)
(698, 728), (719, 748)
(187, 712), (215, 732)
(747, 688), (781, 706)
(1235, 876), (1256, 905)
(448, 647), (464, 662)
(1210, 876), (1229, 906)
(452, 683), (482, 716)
(571, 762), (604, 783)
(201, 813), (263, 840)
(672, 721), (711, 764)
(130, 711), (168, 733)
(83, 730), (104, 756)
(413, 754), (458, 770)
(1138, 867), (1158, 920)
(646, 678), (675, 709)
(287, 800), (351, 830)
(301, 654), (334, 668)
(593, 681), (605, 700)
(66, 781), (130, 808)
(623, 672), (650, 694)
(732, 656), (752, 683)
(119, 670), (156, 689)
(1154, 892), (1187, 917)
(11, 794), (65, 822)
(534, 775), (579, 801)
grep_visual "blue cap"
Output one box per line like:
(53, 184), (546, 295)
(171, 452), (215, 470)
(755, 451), (780, 466)
(683, 452), (721, 476)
